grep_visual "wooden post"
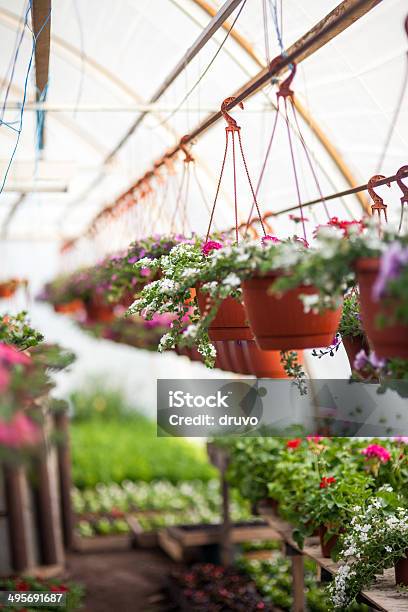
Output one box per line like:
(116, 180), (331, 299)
(220, 459), (233, 566)
(3, 465), (30, 572)
(54, 410), (74, 549)
(33, 409), (64, 566)
(286, 542), (305, 612)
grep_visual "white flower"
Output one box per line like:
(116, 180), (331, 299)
(300, 293), (320, 313)
(134, 257), (154, 268)
(223, 273), (241, 287)
(184, 324), (198, 339)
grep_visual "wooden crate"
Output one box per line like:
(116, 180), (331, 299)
(127, 515), (159, 548)
(72, 533), (131, 553)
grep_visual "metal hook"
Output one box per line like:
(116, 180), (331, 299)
(277, 62), (297, 99)
(180, 135), (194, 163)
(396, 165), (408, 205)
(221, 97), (244, 131)
(368, 174), (391, 223)
(396, 165), (408, 231)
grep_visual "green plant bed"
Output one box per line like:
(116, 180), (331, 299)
(0, 577), (84, 611)
(71, 417), (215, 487)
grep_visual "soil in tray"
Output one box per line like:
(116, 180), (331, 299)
(170, 521), (265, 532)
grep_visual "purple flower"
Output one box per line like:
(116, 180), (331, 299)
(368, 351), (386, 369)
(373, 242), (408, 301)
(128, 256), (138, 264)
(354, 349), (368, 370)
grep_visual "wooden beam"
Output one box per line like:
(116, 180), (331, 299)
(31, 0), (51, 149)
(190, 0), (371, 213)
(84, 0), (380, 237)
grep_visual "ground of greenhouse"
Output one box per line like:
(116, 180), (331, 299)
(65, 548), (178, 612)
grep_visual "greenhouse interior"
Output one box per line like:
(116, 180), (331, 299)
(1, 0), (408, 610)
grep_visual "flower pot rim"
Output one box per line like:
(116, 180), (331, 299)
(355, 257), (380, 272)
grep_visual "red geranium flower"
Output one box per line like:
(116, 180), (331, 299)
(50, 584), (69, 592)
(320, 476), (336, 489)
(286, 438), (302, 449)
(15, 580), (30, 591)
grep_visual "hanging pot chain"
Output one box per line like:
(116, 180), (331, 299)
(206, 97), (266, 243)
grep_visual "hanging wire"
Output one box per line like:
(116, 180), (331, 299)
(0, 3), (31, 131)
(72, 0), (86, 119)
(153, 0), (248, 129)
(0, 1), (52, 196)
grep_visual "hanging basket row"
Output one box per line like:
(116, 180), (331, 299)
(196, 276), (341, 352)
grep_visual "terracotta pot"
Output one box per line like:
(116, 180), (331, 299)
(319, 525), (338, 558)
(356, 257), (408, 359)
(196, 287), (252, 341)
(242, 340), (304, 378)
(395, 550), (408, 586)
(0, 285), (16, 298)
(228, 340), (252, 375)
(214, 341), (234, 372)
(54, 299), (84, 315)
(242, 274), (342, 350)
(342, 335), (367, 368)
(85, 299), (115, 323)
(190, 347), (203, 362)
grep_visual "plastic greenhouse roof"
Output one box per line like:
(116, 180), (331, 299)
(0, 0), (407, 259)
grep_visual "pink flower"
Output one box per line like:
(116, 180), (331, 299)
(201, 241), (223, 256)
(0, 343), (31, 366)
(362, 444), (391, 463)
(140, 267), (151, 278)
(0, 412), (40, 448)
(262, 235), (281, 245)
(394, 436), (408, 444)
(307, 435), (324, 443)
(0, 366), (10, 392)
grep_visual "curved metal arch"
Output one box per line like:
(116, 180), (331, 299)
(176, 0), (369, 212)
(0, 5), (229, 220)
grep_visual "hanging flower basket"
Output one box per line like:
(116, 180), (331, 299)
(242, 274), (342, 350)
(214, 340), (234, 372)
(228, 340), (252, 375)
(54, 299), (85, 315)
(395, 549), (408, 586)
(0, 280), (18, 298)
(342, 335), (368, 369)
(242, 340), (302, 378)
(356, 257), (408, 359)
(196, 287), (252, 341)
(85, 298), (115, 323)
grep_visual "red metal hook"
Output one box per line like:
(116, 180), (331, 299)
(368, 174), (391, 222)
(396, 165), (408, 205)
(180, 135), (194, 163)
(221, 97), (244, 131)
(277, 62), (297, 99)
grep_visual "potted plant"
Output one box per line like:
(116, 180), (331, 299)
(0, 278), (20, 298)
(328, 489), (408, 609)
(356, 239), (408, 358)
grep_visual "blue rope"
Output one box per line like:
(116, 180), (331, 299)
(0, 0), (52, 196)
